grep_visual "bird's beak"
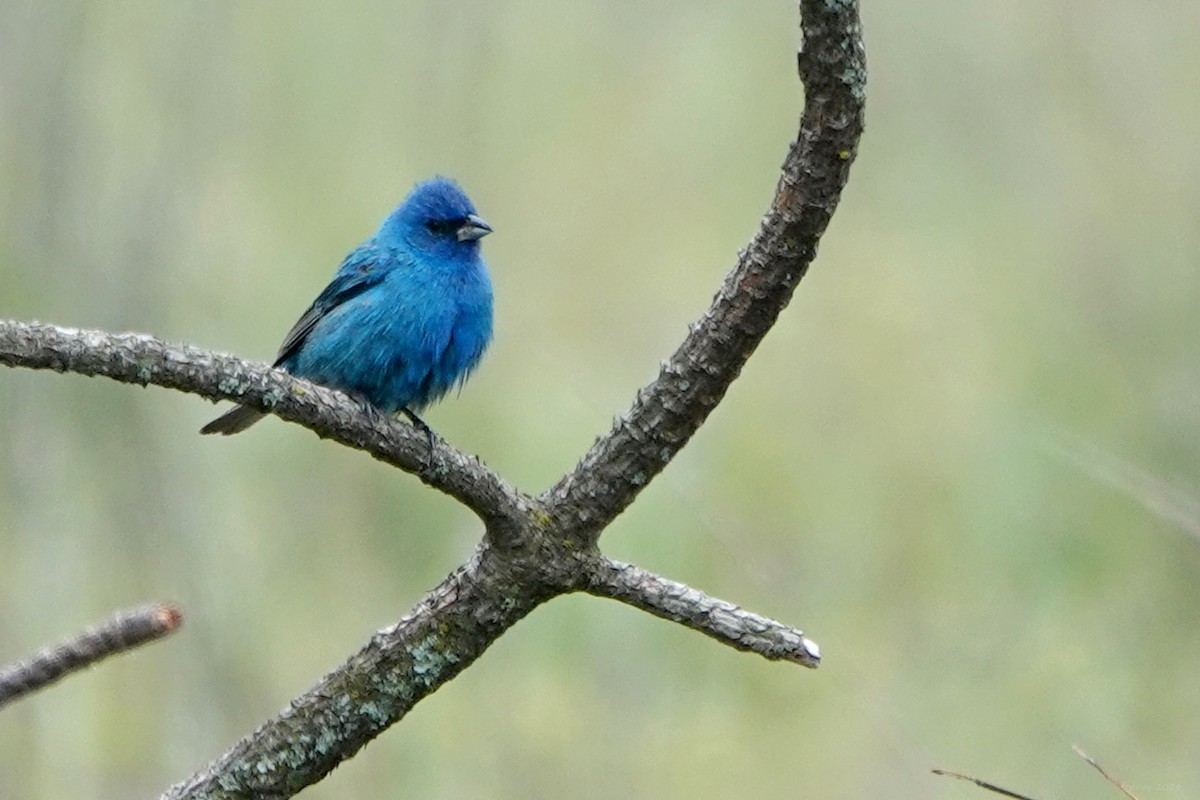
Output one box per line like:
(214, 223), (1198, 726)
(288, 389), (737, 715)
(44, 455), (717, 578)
(456, 214), (493, 242)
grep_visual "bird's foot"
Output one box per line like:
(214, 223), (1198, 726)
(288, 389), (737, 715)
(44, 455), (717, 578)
(401, 408), (437, 470)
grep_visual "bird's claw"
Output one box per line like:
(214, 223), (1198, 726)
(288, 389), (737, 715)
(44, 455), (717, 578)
(402, 408), (437, 472)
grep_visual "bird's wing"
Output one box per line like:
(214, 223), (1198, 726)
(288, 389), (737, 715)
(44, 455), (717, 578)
(273, 250), (389, 366)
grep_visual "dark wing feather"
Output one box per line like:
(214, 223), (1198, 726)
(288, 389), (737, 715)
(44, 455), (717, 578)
(273, 256), (387, 367)
(201, 252), (389, 436)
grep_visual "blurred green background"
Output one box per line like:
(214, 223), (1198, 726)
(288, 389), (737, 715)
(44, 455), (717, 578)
(2, 1), (1198, 798)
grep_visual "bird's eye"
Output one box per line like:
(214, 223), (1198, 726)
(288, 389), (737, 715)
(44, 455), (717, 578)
(424, 218), (460, 236)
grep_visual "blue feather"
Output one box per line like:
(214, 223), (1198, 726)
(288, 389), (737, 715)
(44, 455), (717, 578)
(201, 176), (493, 435)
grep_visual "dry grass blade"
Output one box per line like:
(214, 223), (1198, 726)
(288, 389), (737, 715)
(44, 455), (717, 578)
(1073, 745), (1142, 800)
(931, 768), (1045, 800)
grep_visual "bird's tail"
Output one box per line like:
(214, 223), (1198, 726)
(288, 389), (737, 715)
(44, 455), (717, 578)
(200, 405), (267, 435)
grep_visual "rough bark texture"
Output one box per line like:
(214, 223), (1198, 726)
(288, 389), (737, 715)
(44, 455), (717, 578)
(0, 323), (532, 539)
(162, 543), (562, 799)
(543, 3), (867, 543)
(0, 2), (864, 796)
(0, 605), (181, 709)
(583, 558), (820, 666)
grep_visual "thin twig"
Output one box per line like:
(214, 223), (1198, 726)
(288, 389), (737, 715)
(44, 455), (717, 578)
(1073, 745), (1142, 800)
(931, 769), (1044, 800)
(1044, 431), (1200, 547)
(0, 603), (182, 709)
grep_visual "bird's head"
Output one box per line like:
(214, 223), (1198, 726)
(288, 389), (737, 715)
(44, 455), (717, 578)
(378, 176), (492, 262)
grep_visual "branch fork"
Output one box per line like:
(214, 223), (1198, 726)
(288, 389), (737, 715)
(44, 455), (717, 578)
(0, 1), (864, 796)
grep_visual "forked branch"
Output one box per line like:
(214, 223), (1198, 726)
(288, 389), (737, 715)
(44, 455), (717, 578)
(0, 2), (865, 797)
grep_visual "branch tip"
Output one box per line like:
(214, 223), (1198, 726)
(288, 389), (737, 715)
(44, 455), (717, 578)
(0, 602), (184, 710)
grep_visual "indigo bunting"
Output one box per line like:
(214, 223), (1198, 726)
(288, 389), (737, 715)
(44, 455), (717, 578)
(201, 176), (493, 436)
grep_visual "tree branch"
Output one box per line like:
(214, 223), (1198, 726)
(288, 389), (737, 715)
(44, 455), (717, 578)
(541, 0), (866, 542)
(0, 604), (182, 709)
(582, 557), (820, 667)
(159, 542), (805, 799)
(161, 542), (569, 799)
(0, 1), (864, 796)
(0, 321), (533, 538)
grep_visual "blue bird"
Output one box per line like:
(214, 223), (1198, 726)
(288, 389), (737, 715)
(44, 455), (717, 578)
(201, 176), (493, 436)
